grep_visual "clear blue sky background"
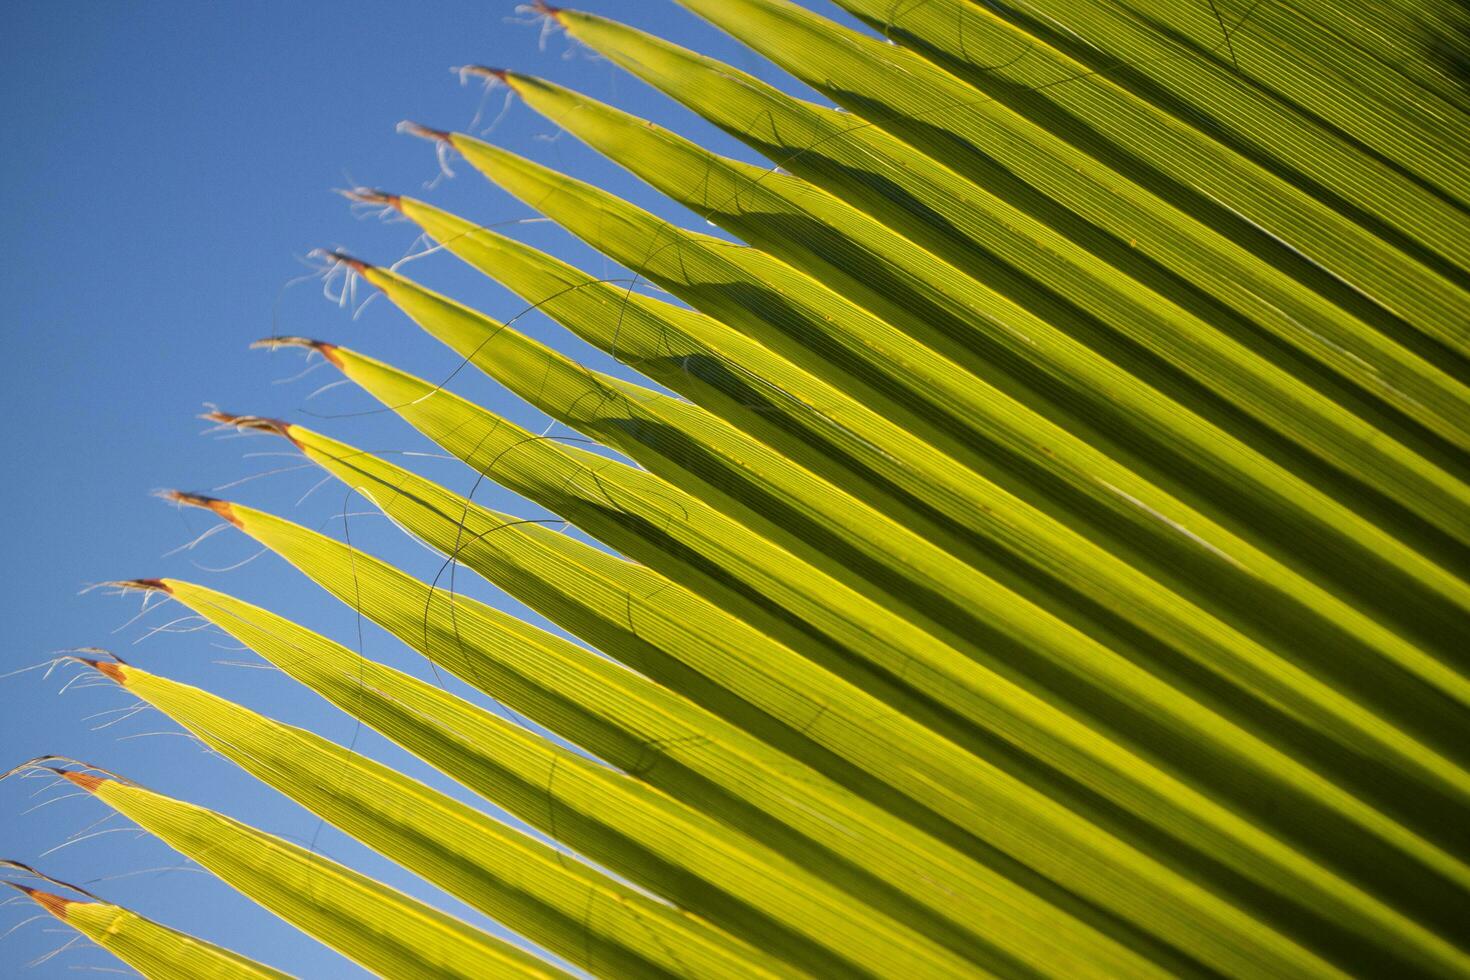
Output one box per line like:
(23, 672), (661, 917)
(0, 2), (865, 974)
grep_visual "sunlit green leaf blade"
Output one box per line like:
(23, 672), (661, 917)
(7, 883), (290, 980)
(44, 766), (564, 980)
(437, 135), (1470, 693)
(219, 418), (1392, 976)
(152, 518), (1158, 977)
(823, 0), (1470, 284)
(367, 199), (1470, 859)
(552, 9), (1470, 476)
(293, 326), (1470, 973)
(665, 0), (1470, 363)
(114, 581), (988, 978)
(517, 38), (1470, 474)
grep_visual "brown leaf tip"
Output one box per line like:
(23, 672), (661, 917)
(530, 0), (564, 17)
(250, 336), (344, 368)
(56, 769), (106, 794)
(320, 250), (371, 275)
(461, 65), (510, 82)
(77, 658), (128, 684)
(339, 187), (402, 209)
(12, 885), (74, 920)
(201, 409), (294, 437)
(113, 578), (173, 595)
(160, 490), (243, 528)
(397, 120), (452, 143)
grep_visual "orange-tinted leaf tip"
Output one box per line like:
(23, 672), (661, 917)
(160, 490), (244, 528)
(250, 336), (344, 368)
(200, 409), (295, 438)
(461, 65), (510, 82)
(323, 250), (372, 275)
(56, 769), (106, 794)
(397, 120), (452, 143)
(10, 885), (74, 920)
(339, 187), (402, 210)
(114, 578), (173, 595)
(77, 658), (128, 685)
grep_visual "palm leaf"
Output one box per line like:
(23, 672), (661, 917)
(13, 0), (1470, 975)
(30, 763), (564, 978)
(6, 877), (289, 980)
(153, 510), (1162, 975)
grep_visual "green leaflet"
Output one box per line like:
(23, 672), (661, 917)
(884, 0), (1470, 288)
(542, 10), (1470, 563)
(666, 0), (1470, 364)
(148, 570), (1149, 979)
(26, 2), (1470, 975)
(352, 240), (1470, 801)
(1097, 0), (1470, 200)
(406, 148), (1470, 818)
(1264, 0), (1470, 108)
(115, 583), (980, 979)
(824, 0), (1470, 290)
(80, 658), (787, 980)
(496, 61), (1470, 580)
(296, 329), (1470, 970)
(8, 884), (290, 980)
(227, 419), (1366, 976)
(46, 767), (562, 979)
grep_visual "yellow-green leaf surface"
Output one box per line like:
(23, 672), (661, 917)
(280, 320), (1470, 973)
(954, 0), (1470, 268)
(313, 325), (1470, 930)
(824, 0), (1470, 304)
(550, 10), (1470, 485)
(79, 656), (799, 979)
(8, 884), (290, 980)
(96, 597), (983, 979)
(154, 530), (1159, 977)
(45, 767), (563, 980)
(668, 0), (1470, 362)
(499, 60), (1470, 541)
(364, 203), (1470, 863)
(1042, 0), (1470, 203)
(440, 134), (1470, 709)
(209, 419), (1385, 976)
(25, 0), (1470, 975)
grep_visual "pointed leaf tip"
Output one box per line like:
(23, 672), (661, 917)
(75, 658), (128, 684)
(8, 884), (75, 919)
(461, 65), (510, 82)
(338, 187), (402, 209)
(396, 120), (451, 143)
(250, 336), (344, 367)
(111, 577), (172, 594)
(159, 490), (243, 527)
(322, 250), (372, 275)
(200, 409), (292, 435)
(55, 769), (106, 794)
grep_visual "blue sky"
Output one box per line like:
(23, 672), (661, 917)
(0, 2), (860, 974)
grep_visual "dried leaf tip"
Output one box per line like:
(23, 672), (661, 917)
(338, 186), (402, 209)
(200, 409), (294, 437)
(56, 769), (107, 794)
(322, 249), (372, 275)
(397, 120), (452, 143)
(251, 336), (344, 367)
(110, 578), (173, 595)
(159, 490), (244, 528)
(74, 658), (128, 684)
(529, 0), (564, 17)
(460, 65), (510, 82)
(7, 884), (74, 919)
